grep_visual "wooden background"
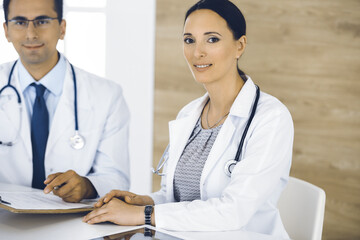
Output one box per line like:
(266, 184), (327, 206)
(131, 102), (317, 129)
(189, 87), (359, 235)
(153, 0), (360, 239)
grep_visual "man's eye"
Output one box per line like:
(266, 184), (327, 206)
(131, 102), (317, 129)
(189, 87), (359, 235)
(36, 19), (50, 25)
(184, 38), (195, 44)
(15, 20), (27, 26)
(208, 37), (220, 43)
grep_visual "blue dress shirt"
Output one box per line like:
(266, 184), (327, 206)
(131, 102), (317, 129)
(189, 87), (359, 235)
(17, 54), (67, 128)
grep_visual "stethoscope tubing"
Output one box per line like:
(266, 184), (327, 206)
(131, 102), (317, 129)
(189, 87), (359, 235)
(234, 85), (260, 161)
(153, 85), (260, 176)
(0, 60), (21, 103)
(0, 59), (81, 148)
(69, 63), (79, 131)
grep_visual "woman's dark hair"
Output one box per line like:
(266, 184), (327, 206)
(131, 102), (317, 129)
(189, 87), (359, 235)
(185, 0), (247, 81)
(3, 0), (63, 23)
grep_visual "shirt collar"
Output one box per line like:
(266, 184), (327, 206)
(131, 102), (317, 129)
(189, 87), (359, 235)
(18, 53), (67, 96)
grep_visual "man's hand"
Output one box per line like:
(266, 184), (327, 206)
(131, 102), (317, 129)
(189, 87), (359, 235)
(43, 170), (97, 202)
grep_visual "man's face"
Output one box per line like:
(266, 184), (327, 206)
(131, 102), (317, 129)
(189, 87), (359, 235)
(3, 0), (66, 67)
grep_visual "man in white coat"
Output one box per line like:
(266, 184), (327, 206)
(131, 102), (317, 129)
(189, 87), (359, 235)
(0, 0), (130, 202)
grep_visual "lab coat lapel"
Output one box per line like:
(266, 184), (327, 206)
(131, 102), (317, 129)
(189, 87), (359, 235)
(16, 71), (32, 159)
(166, 95), (208, 200)
(2, 65), (33, 159)
(200, 78), (258, 185)
(45, 64), (91, 156)
(200, 118), (236, 184)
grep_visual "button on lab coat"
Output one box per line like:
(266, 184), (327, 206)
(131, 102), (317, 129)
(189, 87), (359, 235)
(150, 78), (293, 238)
(0, 60), (130, 197)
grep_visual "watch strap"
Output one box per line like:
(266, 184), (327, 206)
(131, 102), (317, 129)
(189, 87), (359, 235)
(144, 205), (153, 225)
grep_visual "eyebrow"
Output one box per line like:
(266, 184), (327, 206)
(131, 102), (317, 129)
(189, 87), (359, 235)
(183, 31), (222, 37)
(10, 15), (53, 21)
(204, 31), (222, 36)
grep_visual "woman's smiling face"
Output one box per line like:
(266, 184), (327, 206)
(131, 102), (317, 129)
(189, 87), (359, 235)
(183, 9), (244, 85)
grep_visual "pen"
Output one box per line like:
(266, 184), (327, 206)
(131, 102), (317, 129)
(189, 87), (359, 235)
(53, 183), (66, 191)
(0, 196), (11, 205)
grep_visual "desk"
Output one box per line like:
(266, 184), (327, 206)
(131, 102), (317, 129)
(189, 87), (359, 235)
(0, 183), (279, 240)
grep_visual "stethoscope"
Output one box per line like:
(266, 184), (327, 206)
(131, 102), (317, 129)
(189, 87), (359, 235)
(152, 85), (260, 177)
(0, 60), (85, 150)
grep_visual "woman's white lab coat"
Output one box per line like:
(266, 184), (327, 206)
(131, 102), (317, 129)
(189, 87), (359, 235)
(150, 78), (293, 238)
(0, 60), (130, 197)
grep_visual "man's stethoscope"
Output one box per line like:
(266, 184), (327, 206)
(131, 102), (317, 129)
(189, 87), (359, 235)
(152, 85), (260, 177)
(0, 60), (85, 150)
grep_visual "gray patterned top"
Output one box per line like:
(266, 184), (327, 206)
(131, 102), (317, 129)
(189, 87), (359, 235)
(173, 117), (222, 202)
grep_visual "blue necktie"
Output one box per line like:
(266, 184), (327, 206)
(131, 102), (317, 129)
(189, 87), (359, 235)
(31, 83), (49, 189)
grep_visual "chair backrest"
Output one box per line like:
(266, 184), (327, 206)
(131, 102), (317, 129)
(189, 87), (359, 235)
(278, 177), (326, 240)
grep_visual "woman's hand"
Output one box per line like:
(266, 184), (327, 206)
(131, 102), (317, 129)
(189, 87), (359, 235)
(94, 190), (154, 208)
(83, 198), (145, 225)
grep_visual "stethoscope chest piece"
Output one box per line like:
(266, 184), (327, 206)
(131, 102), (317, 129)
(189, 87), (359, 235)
(70, 131), (85, 150)
(224, 160), (238, 177)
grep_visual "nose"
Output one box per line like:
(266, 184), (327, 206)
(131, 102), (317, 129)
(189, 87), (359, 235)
(26, 21), (38, 40)
(194, 43), (206, 59)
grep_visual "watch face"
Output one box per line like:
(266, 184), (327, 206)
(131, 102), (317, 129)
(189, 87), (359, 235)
(145, 205), (153, 214)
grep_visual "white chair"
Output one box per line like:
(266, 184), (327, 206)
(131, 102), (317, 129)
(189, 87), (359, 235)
(278, 177), (326, 240)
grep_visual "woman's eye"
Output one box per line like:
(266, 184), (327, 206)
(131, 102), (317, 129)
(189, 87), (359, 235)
(184, 38), (194, 44)
(208, 37), (220, 43)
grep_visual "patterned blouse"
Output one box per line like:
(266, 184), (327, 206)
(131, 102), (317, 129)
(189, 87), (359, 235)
(173, 117), (223, 202)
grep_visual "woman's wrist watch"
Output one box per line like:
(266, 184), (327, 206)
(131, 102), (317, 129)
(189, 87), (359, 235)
(144, 205), (153, 225)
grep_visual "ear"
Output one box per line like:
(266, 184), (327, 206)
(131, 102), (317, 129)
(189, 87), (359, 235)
(59, 19), (66, 40)
(3, 22), (11, 42)
(235, 35), (247, 59)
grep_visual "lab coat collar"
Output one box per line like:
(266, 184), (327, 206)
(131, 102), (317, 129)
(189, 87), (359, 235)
(229, 77), (258, 119)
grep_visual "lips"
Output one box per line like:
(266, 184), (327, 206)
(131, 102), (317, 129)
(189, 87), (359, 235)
(193, 63), (212, 72)
(194, 64), (212, 68)
(23, 43), (44, 49)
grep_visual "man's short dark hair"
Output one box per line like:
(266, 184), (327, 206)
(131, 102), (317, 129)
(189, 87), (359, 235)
(3, 0), (63, 23)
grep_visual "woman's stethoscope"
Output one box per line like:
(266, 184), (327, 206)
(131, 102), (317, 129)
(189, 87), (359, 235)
(152, 85), (260, 177)
(0, 60), (85, 150)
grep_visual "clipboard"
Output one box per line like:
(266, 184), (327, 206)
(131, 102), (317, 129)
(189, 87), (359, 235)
(0, 191), (95, 214)
(0, 202), (94, 214)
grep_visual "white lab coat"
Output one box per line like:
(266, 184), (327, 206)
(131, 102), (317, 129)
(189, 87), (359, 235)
(150, 78), (293, 238)
(0, 60), (130, 197)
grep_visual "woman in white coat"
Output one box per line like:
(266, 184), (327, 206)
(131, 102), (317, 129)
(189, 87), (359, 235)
(84, 0), (293, 238)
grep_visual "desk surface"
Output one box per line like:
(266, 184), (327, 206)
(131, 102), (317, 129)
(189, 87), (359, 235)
(0, 183), (279, 240)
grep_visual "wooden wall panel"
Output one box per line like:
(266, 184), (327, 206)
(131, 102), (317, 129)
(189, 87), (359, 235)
(153, 1), (360, 239)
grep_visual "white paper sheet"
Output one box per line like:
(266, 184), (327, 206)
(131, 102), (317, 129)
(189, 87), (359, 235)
(0, 191), (96, 210)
